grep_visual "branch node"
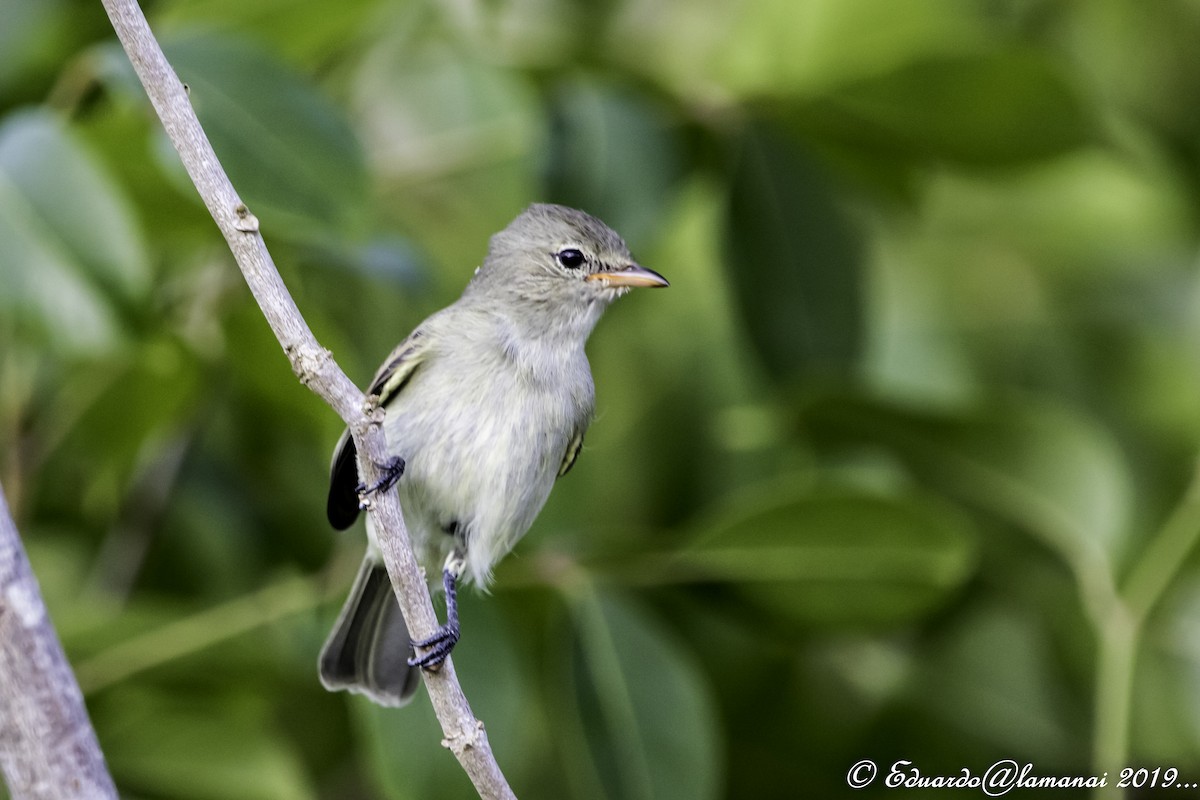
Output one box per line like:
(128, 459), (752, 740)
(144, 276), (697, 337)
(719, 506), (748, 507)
(288, 343), (333, 387)
(441, 719), (486, 755)
(233, 202), (260, 232)
(362, 395), (386, 423)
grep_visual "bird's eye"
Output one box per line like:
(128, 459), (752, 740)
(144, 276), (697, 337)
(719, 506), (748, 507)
(555, 248), (586, 269)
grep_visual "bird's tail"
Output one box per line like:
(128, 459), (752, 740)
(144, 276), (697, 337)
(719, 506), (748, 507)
(318, 556), (420, 707)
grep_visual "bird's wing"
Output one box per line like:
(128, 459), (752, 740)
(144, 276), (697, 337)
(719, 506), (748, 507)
(557, 428), (585, 478)
(326, 329), (433, 530)
(367, 329), (430, 403)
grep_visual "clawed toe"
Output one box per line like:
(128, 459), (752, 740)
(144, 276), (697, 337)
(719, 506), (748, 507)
(407, 565), (462, 671)
(408, 623), (460, 670)
(356, 457), (406, 508)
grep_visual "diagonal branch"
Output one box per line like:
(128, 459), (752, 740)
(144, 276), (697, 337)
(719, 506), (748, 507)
(0, 482), (117, 799)
(97, 1), (515, 797)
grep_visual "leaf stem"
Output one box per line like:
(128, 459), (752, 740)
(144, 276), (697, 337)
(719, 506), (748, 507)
(1122, 457), (1200, 622)
(74, 572), (330, 694)
(1084, 457), (1200, 797)
(1091, 603), (1136, 798)
(565, 579), (654, 800)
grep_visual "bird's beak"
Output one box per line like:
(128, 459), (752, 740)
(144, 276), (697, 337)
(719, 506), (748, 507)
(585, 264), (670, 288)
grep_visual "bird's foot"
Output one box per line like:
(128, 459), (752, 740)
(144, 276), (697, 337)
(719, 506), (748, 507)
(356, 456), (406, 509)
(408, 622), (460, 671)
(408, 565), (461, 671)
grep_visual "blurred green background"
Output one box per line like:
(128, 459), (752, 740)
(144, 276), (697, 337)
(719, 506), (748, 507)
(4, 0), (1200, 797)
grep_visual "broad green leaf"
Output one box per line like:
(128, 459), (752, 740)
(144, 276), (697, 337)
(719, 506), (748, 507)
(683, 485), (977, 627)
(1164, 580), (1200, 759)
(560, 589), (721, 800)
(542, 78), (684, 248)
(723, 122), (865, 383)
(98, 688), (316, 800)
(791, 50), (1093, 166)
(0, 0), (75, 97)
(353, 47), (536, 181)
(1067, 1), (1200, 142)
(39, 338), (202, 519)
(607, 0), (994, 98)
(65, 342), (201, 460)
(349, 43), (540, 280)
(156, 0), (378, 64)
(21, 528), (117, 643)
(1133, 644), (1200, 765)
(220, 298), (331, 433)
(127, 35), (370, 239)
(911, 605), (1077, 761)
(918, 149), (1195, 277)
(0, 112), (148, 296)
(0, 199), (117, 353)
(802, 394), (1133, 561)
(861, 222), (981, 406)
(0, 109), (148, 352)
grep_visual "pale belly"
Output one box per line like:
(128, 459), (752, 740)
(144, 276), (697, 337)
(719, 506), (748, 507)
(381, 369), (584, 585)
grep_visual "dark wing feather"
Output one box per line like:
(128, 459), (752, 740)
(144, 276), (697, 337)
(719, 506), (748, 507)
(326, 429), (361, 530)
(326, 330), (431, 530)
(367, 329), (428, 401)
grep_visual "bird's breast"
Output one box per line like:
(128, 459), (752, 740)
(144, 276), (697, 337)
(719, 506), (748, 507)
(379, 350), (593, 578)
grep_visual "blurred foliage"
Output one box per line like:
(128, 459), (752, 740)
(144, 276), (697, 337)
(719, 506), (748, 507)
(6, 0), (1200, 797)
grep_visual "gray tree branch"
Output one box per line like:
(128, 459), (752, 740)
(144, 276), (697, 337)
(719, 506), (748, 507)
(0, 483), (117, 800)
(97, 1), (516, 797)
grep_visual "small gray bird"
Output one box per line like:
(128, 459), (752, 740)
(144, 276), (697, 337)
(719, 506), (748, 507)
(319, 203), (668, 706)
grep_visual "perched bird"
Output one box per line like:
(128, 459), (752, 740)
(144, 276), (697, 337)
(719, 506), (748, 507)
(319, 203), (669, 706)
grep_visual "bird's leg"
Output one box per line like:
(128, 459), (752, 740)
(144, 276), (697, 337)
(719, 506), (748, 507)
(356, 456), (406, 509)
(408, 552), (464, 670)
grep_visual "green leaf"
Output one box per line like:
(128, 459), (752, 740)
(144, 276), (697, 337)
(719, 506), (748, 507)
(134, 35), (370, 239)
(98, 688), (316, 800)
(561, 589), (721, 800)
(155, 0), (379, 65)
(40, 338), (203, 519)
(0, 0), (75, 98)
(607, 0), (995, 100)
(723, 122), (865, 383)
(349, 43), (541, 277)
(801, 394), (1133, 561)
(1067, 1), (1200, 143)
(684, 484), (977, 627)
(542, 78), (684, 248)
(792, 50), (1093, 166)
(1160, 579), (1200, 758)
(910, 605), (1077, 761)
(0, 109), (149, 352)
(0, 112), (148, 296)
(918, 148), (1195, 276)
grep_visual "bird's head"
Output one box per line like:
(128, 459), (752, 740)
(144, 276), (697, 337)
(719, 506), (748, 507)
(468, 204), (668, 324)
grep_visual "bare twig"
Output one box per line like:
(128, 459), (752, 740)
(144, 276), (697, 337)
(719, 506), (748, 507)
(0, 482), (117, 800)
(97, 1), (515, 796)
